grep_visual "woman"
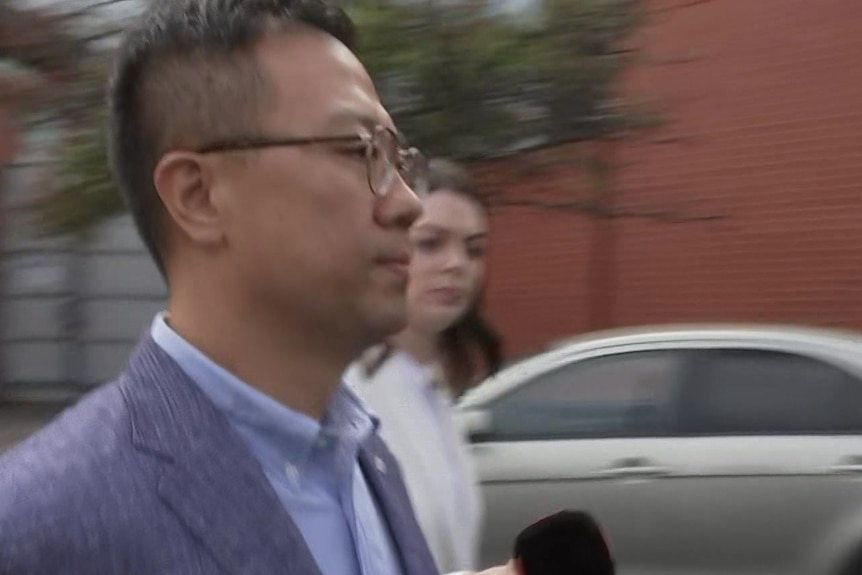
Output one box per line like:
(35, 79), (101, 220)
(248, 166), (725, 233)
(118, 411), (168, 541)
(347, 158), (503, 574)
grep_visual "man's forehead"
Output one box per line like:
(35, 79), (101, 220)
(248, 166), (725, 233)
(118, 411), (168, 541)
(255, 32), (390, 132)
(324, 105), (395, 133)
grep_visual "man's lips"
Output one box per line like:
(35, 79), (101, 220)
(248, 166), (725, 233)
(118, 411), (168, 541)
(377, 253), (411, 280)
(377, 252), (411, 267)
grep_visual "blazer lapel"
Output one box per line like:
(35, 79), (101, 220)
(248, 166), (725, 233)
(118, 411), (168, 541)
(121, 337), (322, 575)
(359, 437), (439, 575)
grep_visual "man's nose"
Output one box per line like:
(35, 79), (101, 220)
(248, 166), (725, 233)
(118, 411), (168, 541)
(374, 177), (423, 229)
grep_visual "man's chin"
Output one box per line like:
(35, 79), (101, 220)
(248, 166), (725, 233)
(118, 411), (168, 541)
(379, 313), (409, 338)
(363, 304), (408, 343)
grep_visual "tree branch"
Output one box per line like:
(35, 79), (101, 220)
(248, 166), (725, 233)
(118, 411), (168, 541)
(494, 197), (728, 223)
(650, 0), (716, 15)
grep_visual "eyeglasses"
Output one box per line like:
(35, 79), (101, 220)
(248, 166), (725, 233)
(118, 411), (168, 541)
(195, 125), (429, 199)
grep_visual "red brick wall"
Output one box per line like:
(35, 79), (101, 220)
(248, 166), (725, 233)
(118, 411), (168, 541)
(478, 0), (862, 358)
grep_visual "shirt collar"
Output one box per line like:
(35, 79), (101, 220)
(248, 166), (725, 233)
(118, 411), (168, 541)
(150, 312), (379, 469)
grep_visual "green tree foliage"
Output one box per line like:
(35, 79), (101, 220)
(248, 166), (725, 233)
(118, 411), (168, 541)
(350, 0), (535, 158)
(31, 111), (123, 238)
(350, 0), (653, 160)
(20, 0), (653, 238)
(1, 0), (125, 238)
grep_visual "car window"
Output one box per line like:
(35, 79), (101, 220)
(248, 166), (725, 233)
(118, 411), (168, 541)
(684, 349), (862, 435)
(484, 351), (684, 441)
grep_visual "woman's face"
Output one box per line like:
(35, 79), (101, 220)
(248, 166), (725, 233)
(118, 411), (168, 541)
(406, 189), (489, 335)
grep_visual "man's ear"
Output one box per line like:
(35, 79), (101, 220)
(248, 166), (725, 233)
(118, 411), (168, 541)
(153, 151), (226, 247)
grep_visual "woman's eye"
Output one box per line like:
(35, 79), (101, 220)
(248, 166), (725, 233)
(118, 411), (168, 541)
(414, 237), (441, 252)
(467, 244), (486, 259)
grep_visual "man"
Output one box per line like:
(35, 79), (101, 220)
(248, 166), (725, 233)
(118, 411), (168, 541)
(0, 0), (514, 574)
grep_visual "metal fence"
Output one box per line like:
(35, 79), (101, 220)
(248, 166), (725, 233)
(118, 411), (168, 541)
(1, 156), (165, 396)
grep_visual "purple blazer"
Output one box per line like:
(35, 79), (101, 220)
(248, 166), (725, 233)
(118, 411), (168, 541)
(0, 337), (439, 575)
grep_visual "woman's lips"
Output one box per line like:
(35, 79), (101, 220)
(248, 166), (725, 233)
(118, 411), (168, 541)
(428, 287), (465, 305)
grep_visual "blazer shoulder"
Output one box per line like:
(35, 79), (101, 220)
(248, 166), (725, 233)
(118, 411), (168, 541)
(0, 380), (148, 572)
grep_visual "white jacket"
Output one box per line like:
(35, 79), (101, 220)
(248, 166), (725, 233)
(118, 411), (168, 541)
(346, 351), (484, 574)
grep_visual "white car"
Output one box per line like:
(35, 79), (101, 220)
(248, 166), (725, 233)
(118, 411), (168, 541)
(457, 324), (862, 575)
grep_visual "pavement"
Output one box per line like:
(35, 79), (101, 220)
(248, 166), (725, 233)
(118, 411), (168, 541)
(0, 402), (68, 453)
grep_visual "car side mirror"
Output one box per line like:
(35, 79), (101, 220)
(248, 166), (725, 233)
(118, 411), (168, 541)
(458, 409), (493, 443)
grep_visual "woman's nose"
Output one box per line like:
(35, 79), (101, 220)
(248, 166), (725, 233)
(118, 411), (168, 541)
(442, 245), (469, 273)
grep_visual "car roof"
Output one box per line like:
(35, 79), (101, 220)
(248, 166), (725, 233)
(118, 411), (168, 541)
(544, 323), (862, 350)
(458, 323), (862, 408)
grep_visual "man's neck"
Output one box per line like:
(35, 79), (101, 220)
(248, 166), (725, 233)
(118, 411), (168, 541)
(165, 293), (351, 422)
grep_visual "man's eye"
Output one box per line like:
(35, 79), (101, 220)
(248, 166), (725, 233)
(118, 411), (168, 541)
(335, 141), (368, 158)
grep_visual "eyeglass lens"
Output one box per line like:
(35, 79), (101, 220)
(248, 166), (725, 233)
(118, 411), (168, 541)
(370, 129), (428, 198)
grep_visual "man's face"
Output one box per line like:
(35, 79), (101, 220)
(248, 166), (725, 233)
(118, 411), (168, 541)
(215, 30), (423, 350)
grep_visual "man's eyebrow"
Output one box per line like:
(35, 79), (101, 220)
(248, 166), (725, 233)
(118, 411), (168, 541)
(324, 108), (396, 133)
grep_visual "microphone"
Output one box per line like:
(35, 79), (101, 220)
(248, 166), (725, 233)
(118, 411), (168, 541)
(512, 510), (615, 575)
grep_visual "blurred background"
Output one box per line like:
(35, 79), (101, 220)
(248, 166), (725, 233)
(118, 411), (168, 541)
(1, 0), (861, 428)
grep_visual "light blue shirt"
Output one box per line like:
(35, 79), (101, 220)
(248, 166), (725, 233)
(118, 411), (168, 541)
(151, 314), (403, 575)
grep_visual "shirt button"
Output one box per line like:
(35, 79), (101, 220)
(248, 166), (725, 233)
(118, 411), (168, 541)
(374, 456), (387, 474)
(285, 462), (300, 482)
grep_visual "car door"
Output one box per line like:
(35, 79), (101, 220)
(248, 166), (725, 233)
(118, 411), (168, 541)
(631, 347), (862, 575)
(466, 348), (692, 571)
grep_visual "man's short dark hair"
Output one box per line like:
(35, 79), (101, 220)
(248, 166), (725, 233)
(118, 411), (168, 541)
(107, 0), (357, 278)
